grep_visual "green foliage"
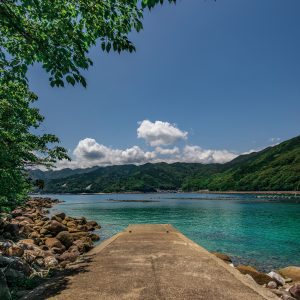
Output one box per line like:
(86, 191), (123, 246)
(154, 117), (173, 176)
(184, 136), (300, 192)
(0, 0), (176, 210)
(34, 136), (300, 193)
(0, 0), (175, 88)
(0, 58), (69, 211)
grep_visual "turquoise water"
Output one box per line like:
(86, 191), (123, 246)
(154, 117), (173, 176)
(45, 193), (300, 272)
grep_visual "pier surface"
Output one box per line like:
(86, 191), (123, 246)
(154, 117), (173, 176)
(25, 224), (277, 300)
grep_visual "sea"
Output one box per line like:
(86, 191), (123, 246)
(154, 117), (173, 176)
(44, 193), (300, 272)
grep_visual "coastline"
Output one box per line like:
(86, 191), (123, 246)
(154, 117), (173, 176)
(2, 196), (299, 299)
(0, 197), (101, 299)
(33, 190), (300, 196)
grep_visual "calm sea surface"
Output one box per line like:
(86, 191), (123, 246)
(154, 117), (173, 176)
(45, 193), (300, 272)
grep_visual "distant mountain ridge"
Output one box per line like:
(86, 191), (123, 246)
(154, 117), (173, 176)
(30, 135), (300, 193)
(30, 166), (99, 181)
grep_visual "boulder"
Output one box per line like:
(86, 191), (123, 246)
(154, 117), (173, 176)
(0, 255), (15, 268)
(51, 215), (63, 223)
(4, 223), (20, 236)
(77, 225), (89, 231)
(2, 232), (12, 239)
(44, 256), (58, 268)
(59, 260), (69, 268)
(7, 245), (24, 257)
(15, 216), (34, 224)
(19, 224), (34, 236)
(66, 221), (77, 228)
(75, 217), (87, 225)
(282, 293), (297, 300)
(89, 233), (100, 241)
(236, 265), (273, 285)
(54, 212), (66, 220)
(46, 220), (67, 235)
(56, 231), (74, 249)
(73, 237), (93, 253)
(40, 228), (49, 235)
(68, 245), (79, 252)
(0, 269), (11, 300)
(23, 249), (39, 264)
(68, 228), (81, 233)
(86, 220), (100, 229)
(33, 225), (42, 231)
(279, 267), (300, 282)
(58, 250), (80, 262)
(11, 209), (23, 218)
(267, 271), (285, 286)
(0, 241), (13, 254)
(23, 212), (40, 220)
(267, 281), (277, 289)
(29, 231), (41, 239)
(290, 283), (300, 300)
(40, 245), (49, 251)
(18, 239), (35, 247)
(4, 267), (26, 284)
(212, 252), (232, 263)
(34, 257), (45, 267)
(35, 220), (44, 225)
(65, 216), (74, 222)
(4, 258), (32, 276)
(51, 247), (65, 255)
(70, 231), (89, 240)
(45, 238), (64, 250)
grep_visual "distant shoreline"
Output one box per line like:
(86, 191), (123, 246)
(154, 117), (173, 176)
(32, 190), (300, 196)
(196, 190), (300, 195)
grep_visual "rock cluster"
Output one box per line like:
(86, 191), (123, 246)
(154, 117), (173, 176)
(212, 252), (300, 300)
(0, 197), (100, 299)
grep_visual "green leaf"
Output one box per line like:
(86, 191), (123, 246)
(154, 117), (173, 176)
(66, 75), (76, 86)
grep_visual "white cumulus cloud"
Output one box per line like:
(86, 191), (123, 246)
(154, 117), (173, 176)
(54, 120), (241, 169)
(182, 145), (238, 164)
(155, 147), (180, 155)
(57, 138), (156, 169)
(137, 120), (188, 146)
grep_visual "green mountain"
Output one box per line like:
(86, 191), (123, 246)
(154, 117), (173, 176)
(33, 135), (300, 193)
(30, 166), (99, 180)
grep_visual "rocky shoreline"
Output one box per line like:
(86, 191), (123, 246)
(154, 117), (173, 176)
(212, 252), (300, 300)
(1, 197), (300, 300)
(0, 197), (100, 299)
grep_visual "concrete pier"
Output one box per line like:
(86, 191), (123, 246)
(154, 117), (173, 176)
(24, 224), (278, 300)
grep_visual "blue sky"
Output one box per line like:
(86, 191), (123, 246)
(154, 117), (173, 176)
(28, 0), (300, 168)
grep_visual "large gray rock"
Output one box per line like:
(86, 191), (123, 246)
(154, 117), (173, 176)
(56, 231), (74, 249)
(46, 220), (67, 235)
(267, 271), (285, 285)
(44, 256), (58, 268)
(5, 258), (32, 277)
(290, 283), (300, 300)
(0, 255), (15, 268)
(45, 237), (65, 250)
(212, 252), (232, 263)
(7, 244), (24, 257)
(236, 265), (272, 285)
(279, 266), (300, 282)
(4, 267), (26, 284)
(267, 281), (277, 289)
(282, 293), (297, 300)
(4, 223), (20, 236)
(58, 249), (80, 263)
(53, 212), (66, 220)
(0, 269), (11, 300)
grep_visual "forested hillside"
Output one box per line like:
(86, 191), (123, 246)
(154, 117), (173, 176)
(32, 136), (300, 193)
